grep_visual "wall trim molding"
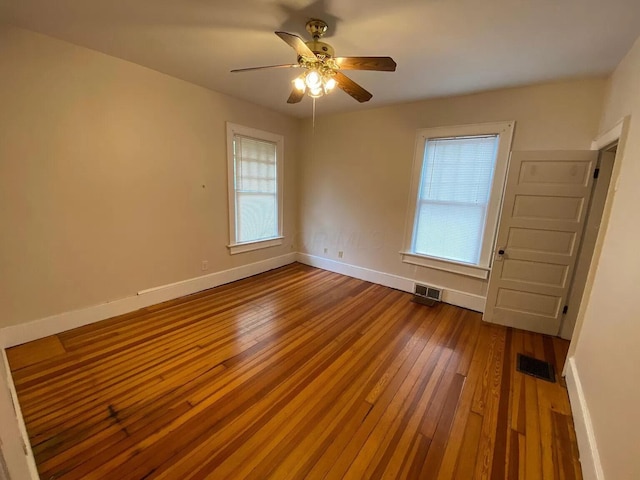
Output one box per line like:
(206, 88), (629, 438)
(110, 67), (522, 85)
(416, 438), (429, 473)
(591, 118), (624, 151)
(296, 253), (486, 312)
(0, 253), (297, 348)
(1, 349), (39, 480)
(565, 356), (605, 480)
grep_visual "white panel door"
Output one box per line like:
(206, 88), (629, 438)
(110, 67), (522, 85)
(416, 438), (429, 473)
(483, 150), (598, 335)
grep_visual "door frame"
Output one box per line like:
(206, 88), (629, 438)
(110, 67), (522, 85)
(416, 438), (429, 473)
(565, 116), (630, 364)
(558, 147), (616, 339)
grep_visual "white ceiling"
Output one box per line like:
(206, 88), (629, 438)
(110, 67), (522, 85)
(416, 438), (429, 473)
(2, 0), (640, 118)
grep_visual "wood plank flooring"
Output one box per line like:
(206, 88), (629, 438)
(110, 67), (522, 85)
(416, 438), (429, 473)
(7, 263), (583, 479)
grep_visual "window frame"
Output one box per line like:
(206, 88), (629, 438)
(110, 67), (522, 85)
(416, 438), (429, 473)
(226, 122), (284, 255)
(401, 121), (515, 279)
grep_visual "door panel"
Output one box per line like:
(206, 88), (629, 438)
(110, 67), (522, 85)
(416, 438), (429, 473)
(518, 160), (592, 185)
(512, 195), (585, 221)
(507, 228), (576, 255)
(483, 150), (597, 335)
(496, 289), (561, 316)
(501, 259), (569, 287)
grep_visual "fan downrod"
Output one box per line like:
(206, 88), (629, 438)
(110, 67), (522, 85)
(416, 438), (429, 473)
(306, 19), (329, 40)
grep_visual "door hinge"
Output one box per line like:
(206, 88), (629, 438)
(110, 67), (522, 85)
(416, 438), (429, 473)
(562, 305), (568, 314)
(593, 168), (600, 179)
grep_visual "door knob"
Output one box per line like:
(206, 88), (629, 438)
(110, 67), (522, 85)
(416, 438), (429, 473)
(498, 249), (505, 255)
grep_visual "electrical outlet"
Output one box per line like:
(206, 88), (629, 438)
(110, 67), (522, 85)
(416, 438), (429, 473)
(201, 260), (208, 271)
(338, 251), (344, 258)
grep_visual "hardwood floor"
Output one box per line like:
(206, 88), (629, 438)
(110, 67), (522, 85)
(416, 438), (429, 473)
(7, 263), (582, 480)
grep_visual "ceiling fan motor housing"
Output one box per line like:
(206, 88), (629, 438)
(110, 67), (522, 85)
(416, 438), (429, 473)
(305, 40), (335, 59)
(306, 19), (329, 38)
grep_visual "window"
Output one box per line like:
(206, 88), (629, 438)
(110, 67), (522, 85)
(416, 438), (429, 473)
(402, 122), (514, 279)
(226, 123), (284, 254)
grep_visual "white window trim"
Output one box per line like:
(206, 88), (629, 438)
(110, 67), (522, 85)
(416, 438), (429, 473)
(227, 236), (284, 255)
(226, 122), (284, 255)
(401, 121), (515, 277)
(399, 251), (490, 279)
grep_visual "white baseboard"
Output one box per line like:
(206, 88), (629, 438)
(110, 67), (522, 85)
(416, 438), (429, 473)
(296, 253), (486, 312)
(298, 253), (414, 291)
(0, 253), (297, 348)
(565, 357), (605, 480)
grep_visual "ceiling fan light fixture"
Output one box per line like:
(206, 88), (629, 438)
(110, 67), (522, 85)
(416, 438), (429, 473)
(305, 69), (322, 89)
(324, 77), (337, 91)
(309, 86), (324, 98)
(293, 76), (306, 92)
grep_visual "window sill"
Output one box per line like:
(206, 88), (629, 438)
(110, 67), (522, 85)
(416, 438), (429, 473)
(400, 252), (490, 280)
(228, 237), (284, 255)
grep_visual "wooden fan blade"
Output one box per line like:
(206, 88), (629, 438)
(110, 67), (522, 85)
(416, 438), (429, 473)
(287, 88), (305, 104)
(334, 56), (397, 72)
(333, 71), (373, 103)
(231, 64), (299, 73)
(275, 31), (316, 59)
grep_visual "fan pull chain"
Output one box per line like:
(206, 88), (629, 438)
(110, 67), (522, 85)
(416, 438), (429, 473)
(311, 97), (317, 152)
(312, 97), (316, 131)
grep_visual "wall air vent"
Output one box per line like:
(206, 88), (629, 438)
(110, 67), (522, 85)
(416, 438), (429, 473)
(413, 283), (442, 307)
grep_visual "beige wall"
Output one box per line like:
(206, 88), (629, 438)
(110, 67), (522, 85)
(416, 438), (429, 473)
(298, 79), (605, 298)
(571, 35), (640, 479)
(0, 26), (299, 329)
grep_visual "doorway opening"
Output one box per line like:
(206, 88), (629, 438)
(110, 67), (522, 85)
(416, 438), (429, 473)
(559, 143), (617, 339)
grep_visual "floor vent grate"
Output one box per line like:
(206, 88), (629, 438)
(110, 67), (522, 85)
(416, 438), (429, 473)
(516, 353), (556, 383)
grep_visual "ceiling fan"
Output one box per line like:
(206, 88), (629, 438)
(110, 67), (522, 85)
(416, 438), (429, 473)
(231, 19), (397, 104)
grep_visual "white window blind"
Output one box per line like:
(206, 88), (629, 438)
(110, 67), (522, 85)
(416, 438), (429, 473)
(233, 135), (278, 243)
(413, 135), (499, 265)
